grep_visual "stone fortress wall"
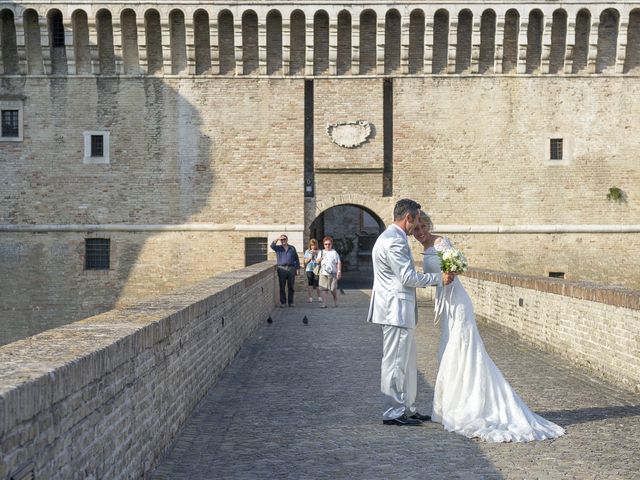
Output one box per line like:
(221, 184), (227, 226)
(1, 1), (639, 342)
(2, 2), (640, 76)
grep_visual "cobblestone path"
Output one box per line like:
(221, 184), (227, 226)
(151, 290), (640, 480)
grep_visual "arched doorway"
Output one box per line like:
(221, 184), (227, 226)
(309, 204), (385, 289)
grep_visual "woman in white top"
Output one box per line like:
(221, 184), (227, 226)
(317, 236), (342, 308)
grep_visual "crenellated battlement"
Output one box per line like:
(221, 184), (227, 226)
(1, 2), (639, 76)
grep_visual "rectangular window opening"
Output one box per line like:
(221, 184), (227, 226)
(245, 237), (268, 266)
(91, 135), (104, 157)
(1, 110), (19, 138)
(85, 238), (110, 270)
(548, 271), (565, 279)
(550, 138), (563, 160)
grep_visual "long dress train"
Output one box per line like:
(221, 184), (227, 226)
(424, 238), (565, 442)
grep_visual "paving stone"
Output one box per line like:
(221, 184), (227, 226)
(151, 290), (640, 479)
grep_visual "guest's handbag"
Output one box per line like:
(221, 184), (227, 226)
(313, 264), (322, 276)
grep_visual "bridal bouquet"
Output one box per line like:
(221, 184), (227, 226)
(437, 247), (468, 273)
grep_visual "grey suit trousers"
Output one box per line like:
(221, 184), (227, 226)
(381, 324), (417, 420)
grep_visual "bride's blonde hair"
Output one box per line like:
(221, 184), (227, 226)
(419, 210), (434, 232)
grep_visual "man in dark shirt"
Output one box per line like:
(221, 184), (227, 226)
(270, 234), (300, 307)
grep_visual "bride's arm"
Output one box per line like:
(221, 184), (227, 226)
(433, 236), (453, 252)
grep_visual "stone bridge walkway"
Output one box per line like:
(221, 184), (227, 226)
(151, 290), (640, 479)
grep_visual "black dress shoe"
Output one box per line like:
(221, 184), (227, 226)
(382, 414), (423, 426)
(410, 412), (431, 422)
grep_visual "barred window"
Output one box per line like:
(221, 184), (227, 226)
(245, 237), (267, 266)
(550, 138), (563, 160)
(83, 131), (110, 164)
(91, 135), (104, 157)
(1, 110), (19, 138)
(85, 238), (110, 270)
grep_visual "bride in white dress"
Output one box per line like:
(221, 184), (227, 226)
(413, 211), (565, 442)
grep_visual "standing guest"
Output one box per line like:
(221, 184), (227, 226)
(271, 234), (300, 307)
(303, 239), (321, 303)
(317, 236), (342, 308)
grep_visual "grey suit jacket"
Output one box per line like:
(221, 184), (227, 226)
(367, 224), (442, 329)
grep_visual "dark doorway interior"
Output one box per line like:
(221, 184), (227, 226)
(309, 204), (384, 289)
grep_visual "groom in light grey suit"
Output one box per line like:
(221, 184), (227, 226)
(368, 199), (454, 426)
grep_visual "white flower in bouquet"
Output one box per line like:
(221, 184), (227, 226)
(437, 247), (468, 273)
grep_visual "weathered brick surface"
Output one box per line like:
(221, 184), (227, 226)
(461, 269), (640, 393)
(314, 78), (383, 172)
(0, 77), (304, 225)
(0, 262), (275, 480)
(0, 76), (304, 342)
(394, 76), (640, 289)
(0, 230), (283, 344)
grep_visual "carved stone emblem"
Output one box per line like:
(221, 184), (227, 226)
(326, 120), (371, 148)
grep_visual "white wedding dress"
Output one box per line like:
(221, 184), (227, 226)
(424, 237), (565, 442)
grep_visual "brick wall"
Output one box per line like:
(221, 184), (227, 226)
(0, 262), (275, 479)
(462, 268), (640, 393)
(0, 76), (304, 342)
(394, 76), (640, 289)
(314, 78), (383, 172)
(2, 74), (639, 347)
(0, 230), (279, 344)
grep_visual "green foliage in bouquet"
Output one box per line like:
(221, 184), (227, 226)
(437, 248), (469, 273)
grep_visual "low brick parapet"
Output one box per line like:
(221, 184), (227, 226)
(0, 262), (276, 479)
(461, 268), (640, 393)
(465, 268), (640, 310)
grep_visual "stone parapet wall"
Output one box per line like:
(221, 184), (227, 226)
(0, 262), (275, 479)
(461, 268), (640, 393)
(1, 2), (639, 77)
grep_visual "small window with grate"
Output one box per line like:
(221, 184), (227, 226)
(83, 131), (110, 164)
(548, 271), (565, 279)
(1, 110), (19, 137)
(0, 101), (23, 142)
(549, 138), (563, 160)
(91, 135), (104, 157)
(85, 238), (110, 270)
(245, 237), (268, 266)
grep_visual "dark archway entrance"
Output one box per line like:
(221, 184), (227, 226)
(309, 204), (385, 289)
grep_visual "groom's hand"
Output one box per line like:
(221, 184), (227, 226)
(443, 272), (455, 285)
